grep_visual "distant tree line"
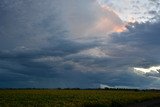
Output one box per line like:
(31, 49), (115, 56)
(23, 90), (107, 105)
(0, 88), (160, 92)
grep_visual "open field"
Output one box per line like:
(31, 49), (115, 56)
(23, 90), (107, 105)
(0, 89), (160, 107)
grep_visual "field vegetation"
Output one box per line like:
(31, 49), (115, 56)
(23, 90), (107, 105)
(0, 89), (160, 107)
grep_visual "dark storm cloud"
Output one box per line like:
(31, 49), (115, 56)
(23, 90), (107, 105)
(0, 0), (160, 88)
(111, 22), (160, 66)
(0, 0), (65, 50)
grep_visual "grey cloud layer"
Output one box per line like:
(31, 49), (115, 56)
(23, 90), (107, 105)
(0, 0), (160, 88)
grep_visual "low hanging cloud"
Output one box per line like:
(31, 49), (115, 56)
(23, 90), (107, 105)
(134, 66), (160, 79)
(134, 66), (160, 74)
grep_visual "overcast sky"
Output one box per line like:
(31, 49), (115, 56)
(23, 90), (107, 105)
(0, 0), (160, 89)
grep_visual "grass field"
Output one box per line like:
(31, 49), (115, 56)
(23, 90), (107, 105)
(0, 89), (160, 107)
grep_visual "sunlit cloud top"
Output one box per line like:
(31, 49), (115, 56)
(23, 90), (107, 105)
(134, 66), (160, 74)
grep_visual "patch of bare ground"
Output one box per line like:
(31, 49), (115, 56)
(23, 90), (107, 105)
(127, 99), (160, 107)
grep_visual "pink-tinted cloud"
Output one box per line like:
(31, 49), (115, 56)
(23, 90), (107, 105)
(58, 0), (126, 39)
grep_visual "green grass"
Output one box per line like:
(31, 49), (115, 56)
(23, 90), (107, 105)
(0, 89), (160, 107)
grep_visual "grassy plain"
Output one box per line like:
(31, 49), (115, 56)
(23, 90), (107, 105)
(0, 89), (160, 107)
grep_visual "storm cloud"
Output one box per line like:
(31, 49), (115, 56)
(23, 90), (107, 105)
(0, 0), (160, 89)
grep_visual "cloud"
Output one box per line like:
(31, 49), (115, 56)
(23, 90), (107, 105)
(97, 0), (160, 23)
(0, 0), (160, 89)
(58, 0), (126, 39)
(134, 66), (160, 79)
(100, 84), (139, 89)
(0, 0), (66, 51)
(70, 47), (109, 58)
(134, 66), (160, 74)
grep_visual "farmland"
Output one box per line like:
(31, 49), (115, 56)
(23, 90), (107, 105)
(0, 89), (160, 107)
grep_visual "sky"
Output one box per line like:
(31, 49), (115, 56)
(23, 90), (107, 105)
(0, 0), (160, 89)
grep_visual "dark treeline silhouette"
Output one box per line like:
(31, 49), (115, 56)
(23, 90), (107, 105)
(0, 88), (160, 92)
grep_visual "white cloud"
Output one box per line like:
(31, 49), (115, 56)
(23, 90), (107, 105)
(100, 84), (139, 89)
(78, 47), (109, 58)
(97, 0), (160, 23)
(134, 66), (160, 74)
